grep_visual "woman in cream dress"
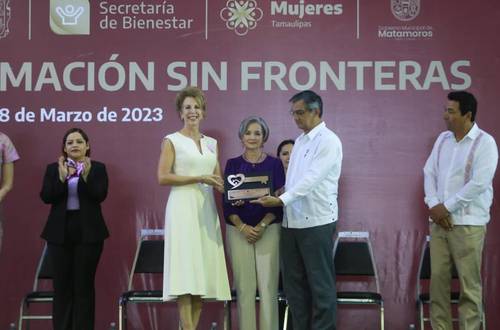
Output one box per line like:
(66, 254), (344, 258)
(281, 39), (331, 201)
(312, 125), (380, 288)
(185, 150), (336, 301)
(157, 86), (230, 330)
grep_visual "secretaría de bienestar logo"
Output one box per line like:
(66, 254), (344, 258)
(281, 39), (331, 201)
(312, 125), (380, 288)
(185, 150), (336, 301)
(0, 0), (11, 39)
(50, 0), (90, 35)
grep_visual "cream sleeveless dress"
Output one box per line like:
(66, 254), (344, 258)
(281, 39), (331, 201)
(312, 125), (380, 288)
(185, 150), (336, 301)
(162, 132), (230, 301)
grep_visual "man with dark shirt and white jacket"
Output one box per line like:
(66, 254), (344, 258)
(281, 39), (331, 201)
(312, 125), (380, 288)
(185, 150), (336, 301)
(254, 90), (342, 330)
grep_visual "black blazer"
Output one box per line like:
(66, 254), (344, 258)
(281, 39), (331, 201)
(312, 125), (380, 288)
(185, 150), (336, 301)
(40, 160), (109, 244)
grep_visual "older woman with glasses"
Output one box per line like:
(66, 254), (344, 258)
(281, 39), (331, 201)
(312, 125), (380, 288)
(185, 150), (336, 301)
(223, 116), (285, 330)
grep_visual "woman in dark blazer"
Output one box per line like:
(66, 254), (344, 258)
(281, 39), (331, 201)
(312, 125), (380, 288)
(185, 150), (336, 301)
(40, 127), (108, 330)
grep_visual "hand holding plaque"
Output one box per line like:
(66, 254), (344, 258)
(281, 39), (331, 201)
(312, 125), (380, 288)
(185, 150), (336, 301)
(225, 171), (273, 202)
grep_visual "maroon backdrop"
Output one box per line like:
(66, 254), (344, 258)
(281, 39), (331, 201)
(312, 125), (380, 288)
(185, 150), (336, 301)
(1, 0), (499, 329)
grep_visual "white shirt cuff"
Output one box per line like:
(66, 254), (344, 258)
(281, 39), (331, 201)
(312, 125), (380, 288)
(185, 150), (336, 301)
(279, 192), (293, 206)
(444, 197), (459, 213)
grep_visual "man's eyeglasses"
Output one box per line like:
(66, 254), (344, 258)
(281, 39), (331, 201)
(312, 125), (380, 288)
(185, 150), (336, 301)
(289, 109), (308, 116)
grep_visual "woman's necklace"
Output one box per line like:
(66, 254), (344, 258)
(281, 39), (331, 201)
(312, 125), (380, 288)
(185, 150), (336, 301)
(243, 151), (265, 167)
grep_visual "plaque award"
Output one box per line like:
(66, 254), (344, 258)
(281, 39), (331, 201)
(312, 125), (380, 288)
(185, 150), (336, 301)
(225, 172), (272, 202)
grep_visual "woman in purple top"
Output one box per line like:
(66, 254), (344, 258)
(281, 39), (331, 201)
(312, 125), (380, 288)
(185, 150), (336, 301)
(223, 116), (285, 330)
(40, 128), (108, 330)
(0, 132), (20, 255)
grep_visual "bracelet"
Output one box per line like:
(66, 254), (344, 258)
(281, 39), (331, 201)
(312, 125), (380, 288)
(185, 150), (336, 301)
(239, 224), (247, 232)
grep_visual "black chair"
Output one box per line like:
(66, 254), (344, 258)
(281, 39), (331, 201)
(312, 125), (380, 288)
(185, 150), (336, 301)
(18, 244), (54, 330)
(333, 231), (384, 330)
(118, 229), (165, 330)
(416, 235), (486, 329)
(118, 229), (231, 330)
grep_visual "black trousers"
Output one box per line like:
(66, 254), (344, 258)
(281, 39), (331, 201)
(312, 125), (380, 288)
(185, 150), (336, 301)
(47, 211), (103, 330)
(280, 222), (337, 330)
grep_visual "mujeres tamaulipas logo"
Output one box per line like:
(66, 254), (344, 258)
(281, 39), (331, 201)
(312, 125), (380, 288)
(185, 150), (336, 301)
(220, 0), (263, 36)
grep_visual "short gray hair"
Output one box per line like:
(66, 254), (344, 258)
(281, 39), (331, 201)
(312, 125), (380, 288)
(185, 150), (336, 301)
(238, 116), (270, 143)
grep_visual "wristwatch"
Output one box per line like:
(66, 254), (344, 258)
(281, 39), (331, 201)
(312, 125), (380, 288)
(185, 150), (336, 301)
(259, 222), (267, 229)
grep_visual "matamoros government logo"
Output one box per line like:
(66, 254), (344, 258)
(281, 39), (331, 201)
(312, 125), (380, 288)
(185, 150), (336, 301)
(0, 0), (11, 39)
(379, 0), (432, 40)
(50, 0), (90, 35)
(391, 0), (420, 21)
(220, 0), (263, 36)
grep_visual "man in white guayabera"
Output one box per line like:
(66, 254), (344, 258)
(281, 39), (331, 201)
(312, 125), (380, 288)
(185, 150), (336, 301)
(253, 90), (342, 329)
(424, 91), (498, 330)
